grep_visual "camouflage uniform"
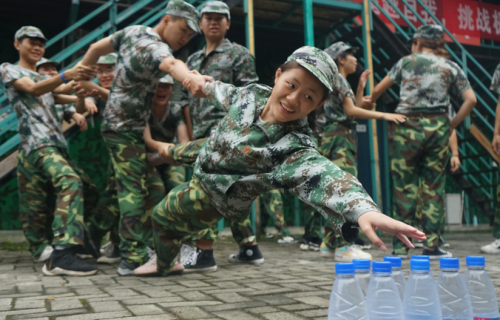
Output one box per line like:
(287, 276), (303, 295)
(151, 47), (381, 275)
(259, 189), (291, 237)
(490, 63), (500, 240)
(0, 63), (86, 256)
(388, 47), (470, 252)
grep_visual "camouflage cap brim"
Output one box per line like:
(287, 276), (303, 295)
(159, 74), (174, 84)
(36, 58), (59, 69)
(165, 0), (200, 32)
(200, 1), (231, 20)
(97, 53), (118, 65)
(413, 24), (444, 41)
(185, 18), (200, 33)
(15, 26), (47, 42)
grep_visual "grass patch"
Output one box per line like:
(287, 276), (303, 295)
(0, 241), (29, 251)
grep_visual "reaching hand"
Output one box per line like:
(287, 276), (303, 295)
(450, 155), (461, 173)
(383, 113), (406, 124)
(157, 142), (179, 165)
(358, 70), (371, 91)
(357, 211), (426, 251)
(183, 71), (213, 98)
(493, 134), (500, 156)
(360, 95), (376, 109)
(72, 113), (88, 132)
(70, 62), (97, 81)
(84, 99), (98, 115)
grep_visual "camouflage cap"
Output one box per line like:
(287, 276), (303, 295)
(97, 53), (118, 65)
(35, 57), (59, 69)
(165, 0), (200, 33)
(324, 41), (358, 60)
(200, 1), (231, 20)
(413, 24), (444, 41)
(15, 26), (47, 42)
(286, 46), (338, 92)
(159, 74), (174, 84)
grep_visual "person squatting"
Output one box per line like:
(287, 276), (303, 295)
(6, 0), (496, 278)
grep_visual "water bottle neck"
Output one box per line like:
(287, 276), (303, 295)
(337, 274), (355, 279)
(355, 270), (370, 274)
(373, 272), (391, 277)
(392, 267), (401, 272)
(441, 268), (459, 273)
(411, 270), (430, 275)
(467, 266), (484, 271)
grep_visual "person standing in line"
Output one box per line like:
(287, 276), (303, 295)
(372, 25), (476, 259)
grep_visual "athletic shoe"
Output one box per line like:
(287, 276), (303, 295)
(262, 232), (275, 239)
(97, 244), (120, 264)
(414, 240), (424, 248)
(422, 247), (452, 260)
(42, 248), (98, 276)
(74, 245), (93, 260)
(228, 244), (264, 265)
(391, 252), (409, 259)
(334, 245), (372, 262)
(100, 241), (112, 255)
(183, 247), (217, 273)
(134, 254), (184, 276)
(300, 243), (310, 251)
(481, 239), (500, 254)
(277, 236), (298, 244)
(354, 238), (372, 250)
(441, 242), (450, 248)
(299, 242), (319, 251)
(36, 246), (53, 262)
(117, 259), (140, 276)
(320, 242), (334, 258)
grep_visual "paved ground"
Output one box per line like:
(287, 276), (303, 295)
(0, 232), (499, 320)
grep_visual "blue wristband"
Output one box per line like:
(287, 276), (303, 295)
(61, 72), (68, 84)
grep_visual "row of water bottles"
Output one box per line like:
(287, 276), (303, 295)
(328, 256), (500, 320)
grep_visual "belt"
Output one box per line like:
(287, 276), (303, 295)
(404, 112), (447, 118)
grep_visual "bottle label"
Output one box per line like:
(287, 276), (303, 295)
(474, 318), (500, 320)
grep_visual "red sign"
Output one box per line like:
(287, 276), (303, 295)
(442, 0), (480, 45)
(477, 2), (500, 42)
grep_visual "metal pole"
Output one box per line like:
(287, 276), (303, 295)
(244, 0), (255, 56)
(303, 0), (314, 46)
(362, 0), (382, 207)
(110, 0), (118, 35)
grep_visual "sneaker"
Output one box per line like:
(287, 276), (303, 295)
(42, 248), (98, 276)
(99, 241), (112, 255)
(442, 242), (450, 248)
(228, 244), (264, 265)
(183, 247), (217, 273)
(117, 259), (140, 276)
(36, 246), (53, 262)
(414, 240), (424, 248)
(74, 245), (93, 260)
(300, 242), (319, 251)
(422, 247), (452, 260)
(391, 252), (409, 259)
(134, 254), (184, 277)
(334, 245), (372, 262)
(354, 238), (372, 250)
(320, 242), (334, 258)
(97, 244), (120, 264)
(277, 236), (297, 244)
(481, 239), (500, 254)
(262, 232), (275, 239)
(300, 243), (310, 251)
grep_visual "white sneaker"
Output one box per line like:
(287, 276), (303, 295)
(277, 236), (297, 244)
(481, 239), (500, 254)
(100, 241), (112, 255)
(36, 246), (53, 262)
(334, 245), (372, 262)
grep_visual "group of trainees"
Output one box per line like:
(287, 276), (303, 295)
(3, 0), (496, 278)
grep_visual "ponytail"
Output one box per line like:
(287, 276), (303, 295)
(416, 38), (450, 59)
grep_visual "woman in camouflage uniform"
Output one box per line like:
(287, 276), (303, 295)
(134, 46), (426, 276)
(372, 25), (476, 259)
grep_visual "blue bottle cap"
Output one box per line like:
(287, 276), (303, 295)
(384, 256), (402, 268)
(410, 259), (430, 271)
(353, 259), (371, 270)
(335, 263), (355, 275)
(440, 257), (459, 269)
(412, 255), (430, 260)
(466, 256), (485, 267)
(372, 261), (392, 273)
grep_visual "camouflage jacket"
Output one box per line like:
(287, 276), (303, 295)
(53, 103), (76, 124)
(180, 39), (258, 138)
(0, 63), (67, 154)
(169, 81), (380, 233)
(490, 63), (500, 95)
(149, 101), (185, 143)
(319, 74), (356, 131)
(388, 52), (470, 114)
(104, 25), (172, 132)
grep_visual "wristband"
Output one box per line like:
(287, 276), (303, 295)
(61, 72), (69, 84)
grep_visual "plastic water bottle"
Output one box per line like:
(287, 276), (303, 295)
(384, 256), (406, 300)
(412, 255), (433, 278)
(403, 259), (442, 320)
(353, 259), (372, 296)
(464, 256), (500, 320)
(365, 261), (404, 320)
(328, 263), (367, 320)
(437, 257), (473, 320)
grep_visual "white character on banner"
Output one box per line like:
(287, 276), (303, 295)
(382, 0), (400, 20)
(404, 0), (418, 23)
(420, 0), (438, 24)
(494, 10), (500, 35)
(458, 4), (475, 31)
(477, 7), (492, 34)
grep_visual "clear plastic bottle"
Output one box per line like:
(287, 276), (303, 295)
(328, 263), (367, 320)
(353, 259), (372, 296)
(365, 261), (404, 320)
(464, 256), (500, 320)
(383, 256), (406, 300)
(403, 259), (442, 320)
(411, 255), (433, 278)
(437, 257), (473, 320)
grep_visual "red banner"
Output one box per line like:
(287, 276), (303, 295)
(442, 0), (480, 45)
(477, 2), (500, 42)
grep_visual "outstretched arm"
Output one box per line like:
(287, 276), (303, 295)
(160, 59), (213, 98)
(372, 75), (394, 102)
(343, 96), (406, 123)
(81, 37), (115, 66)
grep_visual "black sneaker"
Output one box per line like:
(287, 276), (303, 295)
(183, 247), (217, 273)
(228, 244), (264, 265)
(422, 247), (452, 260)
(42, 248), (98, 276)
(117, 259), (140, 276)
(97, 244), (120, 264)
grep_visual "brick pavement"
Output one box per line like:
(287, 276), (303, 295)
(0, 232), (499, 319)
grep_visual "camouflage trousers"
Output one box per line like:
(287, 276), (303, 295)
(153, 176), (224, 275)
(259, 190), (291, 237)
(90, 129), (165, 263)
(203, 218), (256, 246)
(303, 123), (357, 249)
(156, 164), (186, 194)
(494, 171), (500, 239)
(391, 115), (449, 253)
(17, 147), (95, 256)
